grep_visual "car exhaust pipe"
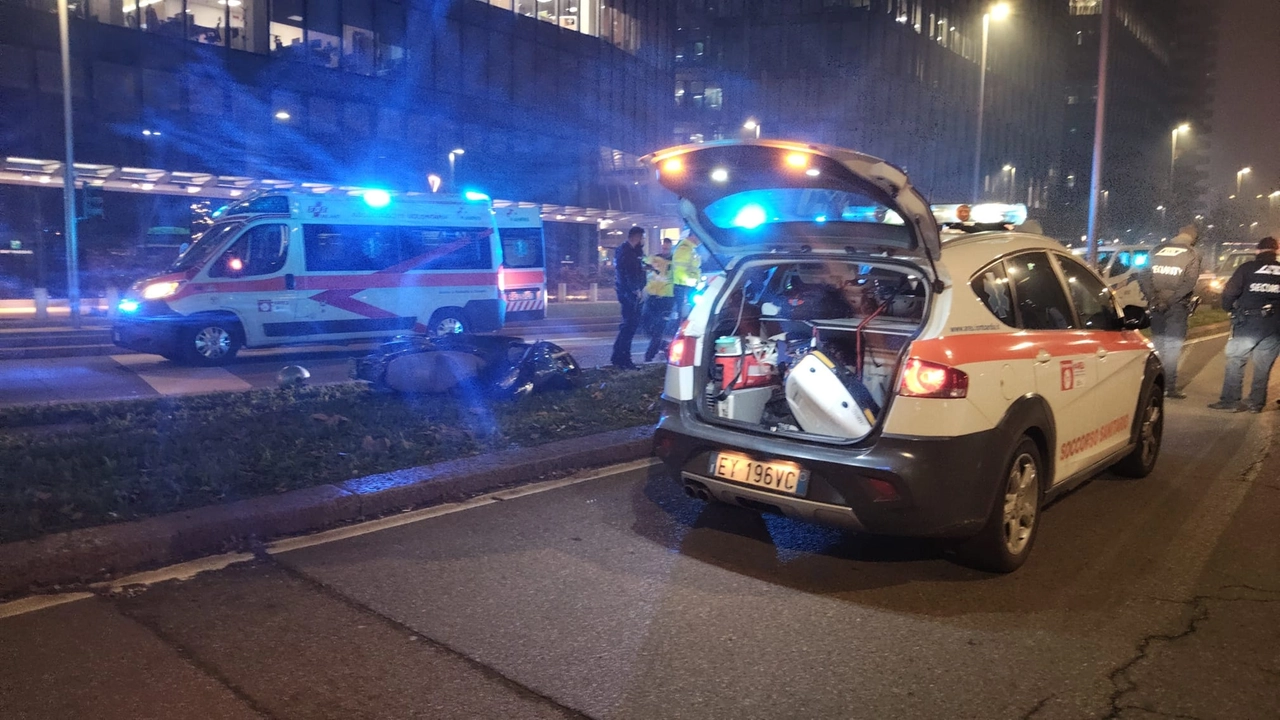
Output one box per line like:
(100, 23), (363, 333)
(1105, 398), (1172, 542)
(697, 488), (711, 501)
(683, 484), (698, 499)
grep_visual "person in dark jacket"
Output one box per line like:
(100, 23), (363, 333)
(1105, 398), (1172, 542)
(1208, 236), (1280, 413)
(1138, 224), (1203, 398)
(610, 226), (647, 369)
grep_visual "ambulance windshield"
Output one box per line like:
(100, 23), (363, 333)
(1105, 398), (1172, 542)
(169, 221), (243, 272)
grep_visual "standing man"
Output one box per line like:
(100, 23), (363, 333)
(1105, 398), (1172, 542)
(610, 226), (647, 370)
(1209, 237), (1280, 413)
(642, 237), (675, 362)
(1138, 224), (1202, 399)
(671, 228), (702, 320)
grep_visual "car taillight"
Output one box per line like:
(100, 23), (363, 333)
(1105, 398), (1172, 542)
(668, 333), (697, 367)
(898, 357), (968, 399)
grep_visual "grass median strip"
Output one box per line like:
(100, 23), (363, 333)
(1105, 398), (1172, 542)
(0, 366), (664, 544)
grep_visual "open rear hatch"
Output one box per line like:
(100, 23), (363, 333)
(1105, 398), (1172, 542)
(643, 141), (942, 443)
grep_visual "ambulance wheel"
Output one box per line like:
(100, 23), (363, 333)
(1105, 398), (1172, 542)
(426, 308), (468, 337)
(958, 436), (1043, 573)
(1112, 385), (1163, 478)
(180, 319), (242, 365)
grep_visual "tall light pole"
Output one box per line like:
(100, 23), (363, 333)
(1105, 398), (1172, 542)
(448, 148), (465, 189)
(743, 119), (761, 139)
(972, 2), (1011, 202)
(1169, 123), (1190, 200)
(57, 0), (81, 328)
(1003, 164), (1016, 203)
(1085, 0), (1113, 267)
(1236, 166), (1251, 197)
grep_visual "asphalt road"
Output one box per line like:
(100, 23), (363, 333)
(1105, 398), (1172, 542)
(3, 334), (1279, 719)
(0, 319), (637, 407)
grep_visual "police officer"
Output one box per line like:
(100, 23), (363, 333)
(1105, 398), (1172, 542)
(610, 226), (647, 370)
(1139, 224), (1202, 399)
(1209, 237), (1280, 413)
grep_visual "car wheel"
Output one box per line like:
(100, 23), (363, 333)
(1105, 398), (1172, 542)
(426, 308), (467, 337)
(959, 436), (1044, 573)
(180, 320), (242, 365)
(1112, 385), (1163, 478)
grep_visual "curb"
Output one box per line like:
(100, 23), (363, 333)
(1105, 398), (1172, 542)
(0, 425), (655, 598)
(1186, 321), (1229, 341)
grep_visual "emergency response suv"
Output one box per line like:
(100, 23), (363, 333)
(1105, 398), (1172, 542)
(646, 140), (1163, 572)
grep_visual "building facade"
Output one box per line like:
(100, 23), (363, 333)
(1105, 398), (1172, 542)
(0, 0), (677, 296)
(1052, 0), (1217, 243)
(670, 0), (1068, 211)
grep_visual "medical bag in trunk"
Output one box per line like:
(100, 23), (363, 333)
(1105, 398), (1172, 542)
(784, 350), (881, 439)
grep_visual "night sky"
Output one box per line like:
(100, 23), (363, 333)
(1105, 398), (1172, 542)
(1208, 0), (1280, 214)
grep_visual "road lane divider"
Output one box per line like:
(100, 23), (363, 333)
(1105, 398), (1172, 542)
(111, 354), (253, 396)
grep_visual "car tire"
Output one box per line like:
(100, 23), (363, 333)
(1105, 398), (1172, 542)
(958, 436), (1044, 573)
(179, 319), (242, 366)
(426, 307), (468, 337)
(1112, 384), (1163, 478)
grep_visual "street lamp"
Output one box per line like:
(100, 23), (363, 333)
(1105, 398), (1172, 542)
(1002, 164), (1016, 203)
(972, 2), (1011, 202)
(743, 119), (761, 139)
(57, 0), (81, 327)
(448, 148), (465, 189)
(1170, 123), (1190, 197)
(1236, 167), (1252, 196)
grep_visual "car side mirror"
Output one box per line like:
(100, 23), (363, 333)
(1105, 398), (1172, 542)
(1122, 305), (1149, 330)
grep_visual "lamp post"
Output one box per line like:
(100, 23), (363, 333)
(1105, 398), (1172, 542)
(1169, 123), (1190, 200)
(1236, 167), (1251, 197)
(57, 0), (81, 328)
(743, 119), (761, 139)
(1157, 204), (1166, 226)
(448, 148), (465, 189)
(1002, 164), (1016, 203)
(972, 2), (1011, 202)
(1085, 0), (1113, 267)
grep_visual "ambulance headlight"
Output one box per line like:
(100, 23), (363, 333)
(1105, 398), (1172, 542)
(142, 281), (181, 300)
(1209, 278), (1225, 291)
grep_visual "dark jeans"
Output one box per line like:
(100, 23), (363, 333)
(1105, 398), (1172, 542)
(674, 285), (695, 320)
(642, 295), (676, 361)
(611, 290), (642, 366)
(1149, 301), (1189, 391)
(1219, 317), (1280, 409)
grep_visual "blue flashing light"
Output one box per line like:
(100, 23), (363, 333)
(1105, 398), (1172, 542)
(1133, 253), (1148, 267)
(463, 190), (491, 203)
(814, 215), (828, 224)
(731, 204), (767, 230)
(363, 189), (392, 208)
(118, 299), (140, 313)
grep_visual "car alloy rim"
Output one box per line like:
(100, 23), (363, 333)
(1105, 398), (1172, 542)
(1002, 452), (1038, 555)
(437, 317), (464, 335)
(1140, 397), (1162, 466)
(194, 326), (231, 358)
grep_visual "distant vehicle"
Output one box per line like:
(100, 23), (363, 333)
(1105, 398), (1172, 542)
(113, 189), (506, 364)
(494, 206), (548, 321)
(1072, 244), (1151, 308)
(1204, 250), (1255, 294)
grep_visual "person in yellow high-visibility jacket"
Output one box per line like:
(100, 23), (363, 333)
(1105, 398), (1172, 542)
(641, 238), (675, 362)
(671, 231), (702, 320)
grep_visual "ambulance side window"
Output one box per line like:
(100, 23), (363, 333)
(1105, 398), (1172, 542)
(1054, 254), (1122, 331)
(1004, 252), (1077, 330)
(210, 224), (289, 278)
(971, 261), (1017, 327)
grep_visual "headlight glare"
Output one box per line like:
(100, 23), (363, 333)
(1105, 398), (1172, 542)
(142, 281), (181, 300)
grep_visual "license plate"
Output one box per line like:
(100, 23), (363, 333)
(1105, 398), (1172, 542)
(708, 452), (809, 496)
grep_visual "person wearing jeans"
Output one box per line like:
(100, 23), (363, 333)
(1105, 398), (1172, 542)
(1138, 224), (1202, 398)
(1210, 237), (1280, 413)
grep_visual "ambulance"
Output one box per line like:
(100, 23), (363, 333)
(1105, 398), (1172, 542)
(112, 189), (506, 364)
(645, 140), (1165, 572)
(494, 206), (548, 321)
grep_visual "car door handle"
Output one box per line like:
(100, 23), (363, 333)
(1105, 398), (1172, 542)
(1035, 349), (1052, 364)
(1096, 346), (1108, 359)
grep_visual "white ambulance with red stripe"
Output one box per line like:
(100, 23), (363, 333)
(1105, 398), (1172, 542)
(113, 189), (506, 364)
(645, 140), (1164, 572)
(494, 206), (548, 321)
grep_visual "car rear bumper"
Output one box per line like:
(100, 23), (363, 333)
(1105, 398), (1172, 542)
(653, 399), (1004, 538)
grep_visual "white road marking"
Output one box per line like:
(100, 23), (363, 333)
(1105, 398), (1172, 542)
(91, 552), (257, 592)
(111, 354), (253, 396)
(268, 458), (660, 555)
(0, 592), (94, 620)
